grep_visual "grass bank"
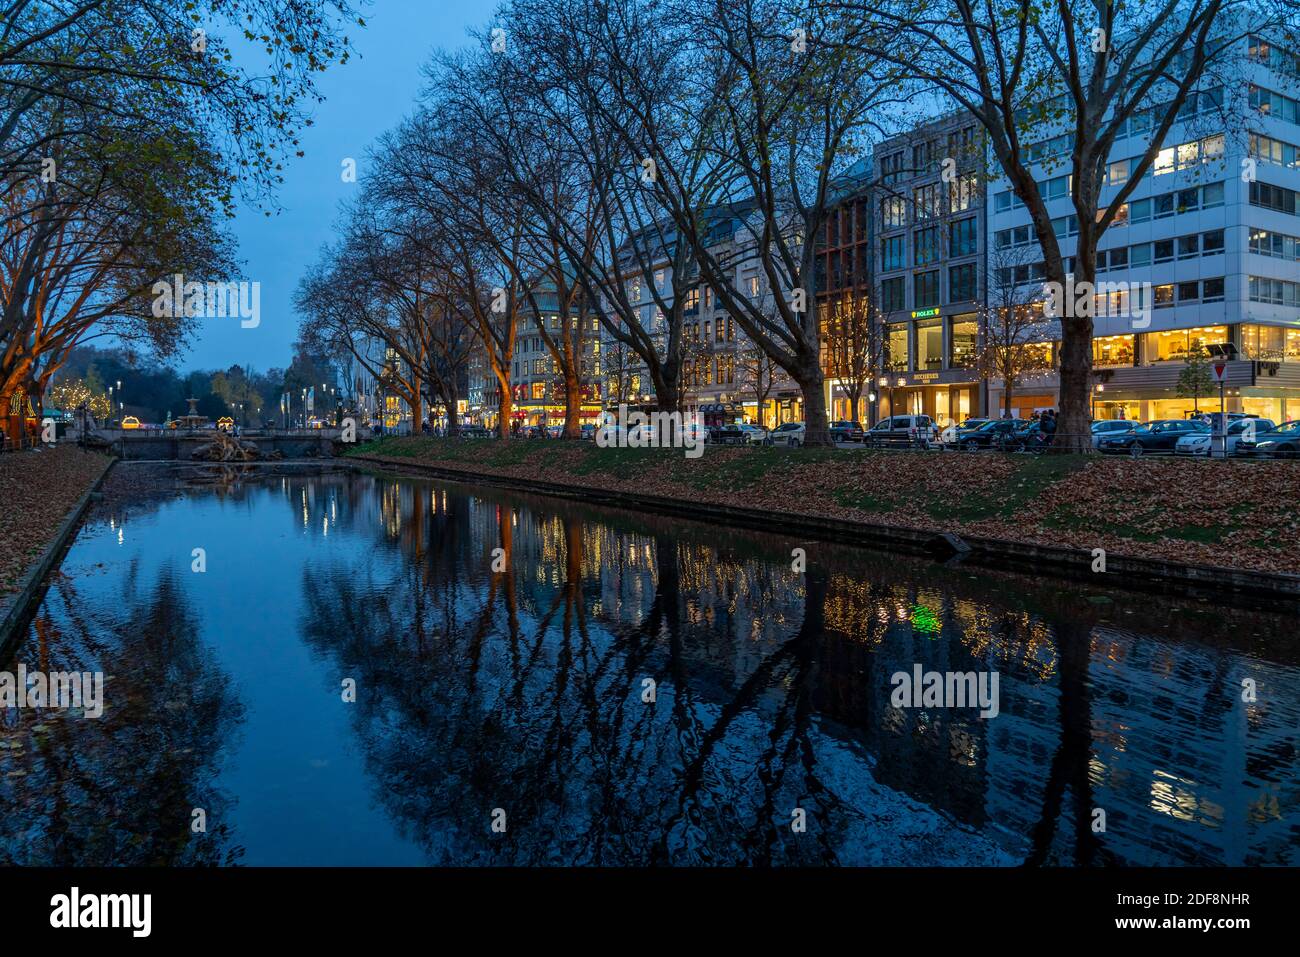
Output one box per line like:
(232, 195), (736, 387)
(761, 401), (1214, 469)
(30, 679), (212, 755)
(347, 436), (1300, 576)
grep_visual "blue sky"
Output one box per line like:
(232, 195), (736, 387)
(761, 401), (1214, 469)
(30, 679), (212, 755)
(186, 0), (499, 375)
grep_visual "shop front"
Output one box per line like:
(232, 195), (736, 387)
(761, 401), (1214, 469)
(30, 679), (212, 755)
(877, 370), (980, 428)
(511, 401), (605, 429)
(732, 392), (802, 428)
(698, 402), (742, 427)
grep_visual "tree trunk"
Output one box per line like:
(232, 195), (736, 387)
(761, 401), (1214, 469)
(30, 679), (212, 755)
(1057, 314), (1094, 452)
(409, 375), (423, 437)
(496, 380), (512, 441)
(799, 363), (831, 447)
(445, 386), (461, 436)
(845, 385), (863, 424)
(563, 367), (581, 438)
(652, 363), (681, 416)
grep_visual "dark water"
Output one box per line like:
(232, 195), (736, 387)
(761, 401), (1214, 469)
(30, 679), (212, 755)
(1, 463), (1297, 866)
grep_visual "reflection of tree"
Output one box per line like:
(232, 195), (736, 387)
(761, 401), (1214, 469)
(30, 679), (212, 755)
(0, 568), (244, 866)
(296, 476), (1300, 867)
(300, 497), (876, 864)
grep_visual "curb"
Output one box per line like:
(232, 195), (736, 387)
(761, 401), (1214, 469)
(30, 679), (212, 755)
(0, 451), (116, 660)
(347, 453), (1300, 604)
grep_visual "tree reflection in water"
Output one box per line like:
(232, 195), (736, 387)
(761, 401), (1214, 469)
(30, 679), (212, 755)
(297, 473), (1300, 866)
(0, 568), (244, 866)
(6, 466), (1296, 866)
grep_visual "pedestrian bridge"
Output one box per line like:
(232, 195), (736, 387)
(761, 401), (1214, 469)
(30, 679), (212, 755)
(100, 429), (340, 460)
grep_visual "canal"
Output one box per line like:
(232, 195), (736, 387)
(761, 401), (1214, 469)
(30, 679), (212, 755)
(1, 463), (1296, 865)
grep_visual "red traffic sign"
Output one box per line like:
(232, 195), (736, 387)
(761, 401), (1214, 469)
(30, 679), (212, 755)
(1212, 360), (1228, 383)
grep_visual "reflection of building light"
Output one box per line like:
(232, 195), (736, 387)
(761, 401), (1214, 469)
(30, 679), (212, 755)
(117, 527), (124, 545)
(912, 603), (940, 635)
(1149, 769), (1219, 825)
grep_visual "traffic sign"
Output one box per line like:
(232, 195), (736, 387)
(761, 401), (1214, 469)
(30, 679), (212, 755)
(1212, 361), (1228, 383)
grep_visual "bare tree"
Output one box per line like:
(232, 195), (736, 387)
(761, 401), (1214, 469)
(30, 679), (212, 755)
(736, 343), (781, 428)
(823, 287), (882, 425)
(980, 243), (1055, 418)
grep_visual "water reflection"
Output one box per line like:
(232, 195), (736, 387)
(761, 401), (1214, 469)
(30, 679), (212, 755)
(3, 464), (1297, 865)
(0, 569), (243, 865)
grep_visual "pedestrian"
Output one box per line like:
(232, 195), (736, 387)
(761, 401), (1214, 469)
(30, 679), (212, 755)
(1041, 409), (1057, 446)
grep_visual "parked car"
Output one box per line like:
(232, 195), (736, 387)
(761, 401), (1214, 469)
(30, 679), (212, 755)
(681, 422), (710, 446)
(1176, 418), (1276, 457)
(714, 422), (770, 446)
(1098, 419), (1208, 456)
(1091, 419), (1135, 449)
(460, 425), (492, 439)
(953, 419), (1029, 450)
(121, 415), (141, 430)
(865, 414), (938, 448)
(829, 420), (864, 443)
(1237, 420), (1300, 458)
(770, 422), (806, 447)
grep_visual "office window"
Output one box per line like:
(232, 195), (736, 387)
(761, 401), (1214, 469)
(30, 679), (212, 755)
(950, 217), (978, 256)
(1093, 335), (1134, 367)
(996, 225), (1033, 248)
(1249, 228), (1300, 259)
(882, 195), (907, 227)
(881, 234), (906, 271)
(948, 263), (978, 302)
(912, 140), (932, 172)
(1251, 180), (1299, 215)
(913, 183), (941, 220)
(1052, 215), (1079, 238)
(1143, 326), (1230, 361)
(1040, 175), (1070, 200)
(1154, 134), (1226, 174)
(913, 270), (940, 309)
(880, 276), (906, 312)
(994, 189), (1021, 213)
(914, 226), (939, 265)
(950, 173), (979, 212)
(1250, 132), (1300, 169)
(1250, 276), (1300, 306)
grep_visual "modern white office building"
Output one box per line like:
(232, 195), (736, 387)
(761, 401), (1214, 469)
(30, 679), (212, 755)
(985, 30), (1300, 422)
